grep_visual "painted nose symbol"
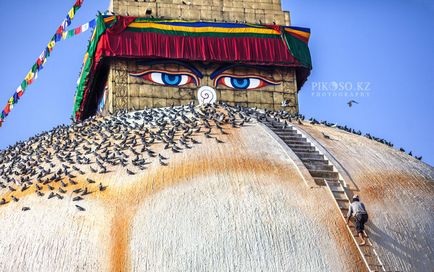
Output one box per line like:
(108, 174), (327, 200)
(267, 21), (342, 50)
(197, 86), (217, 105)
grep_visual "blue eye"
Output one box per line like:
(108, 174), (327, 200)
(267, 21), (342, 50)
(225, 77), (259, 89)
(230, 78), (249, 89)
(163, 74), (182, 86)
(215, 74), (281, 90)
(129, 70), (199, 87)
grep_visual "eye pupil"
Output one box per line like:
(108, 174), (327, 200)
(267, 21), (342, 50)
(230, 78), (249, 89)
(162, 74), (182, 86)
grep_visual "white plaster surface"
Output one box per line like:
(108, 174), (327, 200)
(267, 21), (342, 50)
(0, 121), (432, 271)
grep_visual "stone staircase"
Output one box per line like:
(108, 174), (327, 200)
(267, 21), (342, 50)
(261, 118), (386, 272)
(264, 120), (339, 186)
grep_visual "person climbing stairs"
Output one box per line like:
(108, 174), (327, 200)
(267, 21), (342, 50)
(259, 116), (386, 272)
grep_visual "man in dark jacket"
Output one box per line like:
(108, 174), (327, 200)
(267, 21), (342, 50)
(347, 195), (369, 245)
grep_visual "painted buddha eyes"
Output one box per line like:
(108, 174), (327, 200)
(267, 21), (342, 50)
(130, 68), (281, 90)
(214, 74), (280, 90)
(130, 70), (199, 87)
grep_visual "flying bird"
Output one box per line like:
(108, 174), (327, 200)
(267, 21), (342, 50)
(347, 100), (359, 107)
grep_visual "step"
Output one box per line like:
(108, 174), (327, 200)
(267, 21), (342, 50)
(309, 170), (340, 179)
(274, 132), (300, 138)
(291, 146), (316, 151)
(295, 149), (320, 155)
(335, 197), (349, 202)
(305, 163), (334, 171)
(340, 206), (349, 212)
(278, 135), (305, 141)
(338, 202), (349, 210)
(295, 152), (324, 160)
(291, 141), (316, 147)
(301, 157), (330, 164)
(272, 131), (299, 136)
(327, 182), (345, 192)
(291, 147), (317, 154)
(332, 190), (347, 200)
(271, 128), (298, 133)
(284, 139), (309, 145)
(313, 178), (326, 186)
(265, 122), (285, 128)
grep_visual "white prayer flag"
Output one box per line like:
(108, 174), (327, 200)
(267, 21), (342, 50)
(81, 22), (89, 33)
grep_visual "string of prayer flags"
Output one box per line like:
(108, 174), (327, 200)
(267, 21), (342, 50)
(0, 0), (86, 128)
(61, 19), (97, 40)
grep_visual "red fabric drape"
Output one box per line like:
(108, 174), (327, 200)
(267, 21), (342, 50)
(106, 16), (136, 35)
(94, 31), (300, 67)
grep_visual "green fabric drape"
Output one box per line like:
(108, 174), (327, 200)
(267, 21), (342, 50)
(282, 32), (312, 69)
(72, 15), (106, 119)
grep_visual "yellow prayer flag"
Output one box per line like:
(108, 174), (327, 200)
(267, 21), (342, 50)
(68, 8), (75, 20)
(25, 71), (34, 81)
(47, 40), (56, 49)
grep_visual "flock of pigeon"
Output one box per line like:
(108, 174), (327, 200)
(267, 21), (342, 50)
(0, 103), (253, 212)
(259, 109), (423, 161)
(0, 103), (422, 212)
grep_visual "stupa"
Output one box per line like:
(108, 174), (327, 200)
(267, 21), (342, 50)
(0, 1), (433, 272)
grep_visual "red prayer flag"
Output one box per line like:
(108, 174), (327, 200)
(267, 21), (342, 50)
(74, 27), (82, 35)
(74, 0), (83, 7)
(4, 104), (10, 114)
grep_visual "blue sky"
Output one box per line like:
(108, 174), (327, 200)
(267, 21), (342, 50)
(0, 1), (433, 166)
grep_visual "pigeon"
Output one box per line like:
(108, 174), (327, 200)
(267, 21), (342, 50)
(73, 196), (83, 201)
(86, 178), (96, 184)
(159, 159), (168, 166)
(322, 132), (332, 140)
(215, 138), (224, 144)
(75, 205), (86, 211)
(98, 183), (107, 191)
(347, 100), (359, 107)
(297, 118), (303, 125)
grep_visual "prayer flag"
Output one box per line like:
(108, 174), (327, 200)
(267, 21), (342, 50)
(89, 19), (96, 28)
(25, 71), (34, 81)
(21, 80), (28, 91)
(81, 22), (89, 33)
(4, 104), (10, 115)
(68, 8), (75, 20)
(13, 93), (19, 104)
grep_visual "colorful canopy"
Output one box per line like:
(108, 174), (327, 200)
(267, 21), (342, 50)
(73, 15), (312, 121)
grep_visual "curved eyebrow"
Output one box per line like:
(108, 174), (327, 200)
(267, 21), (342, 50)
(210, 64), (274, 79)
(136, 60), (203, 78)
